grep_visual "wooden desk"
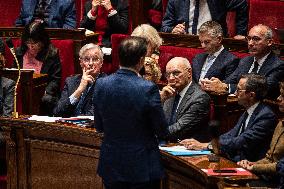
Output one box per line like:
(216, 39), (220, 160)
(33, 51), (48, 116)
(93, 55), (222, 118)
(161, 151), (258, 189)
(1, 69), (48, 115)
(1, 118), (103, 189)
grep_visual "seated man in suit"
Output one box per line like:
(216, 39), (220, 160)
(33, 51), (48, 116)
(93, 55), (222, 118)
(15, 0), (76, 29)
(0, 50), (15, 117)
(192, 21), (239, 83)
(93, 36), (168, 189)
(160, 57), (210, 142)
(161, 0), (248, 39)
(237, 81), (284, 187)
(53, 43), (105, 117)
(181, 74), (277, 162)
(201, 24), (284, 99)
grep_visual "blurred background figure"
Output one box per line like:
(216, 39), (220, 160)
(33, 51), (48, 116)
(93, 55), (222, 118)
(80, 0), (129, 47)
(131, 24), (162, 83)
(15, 21), (62, 115)
(15, 0), (76, 29)
(54, 43), (106, 117)
(0, 41), (15, 117)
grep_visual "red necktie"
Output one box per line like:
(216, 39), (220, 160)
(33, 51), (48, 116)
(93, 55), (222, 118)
(95, 6), (108, 45)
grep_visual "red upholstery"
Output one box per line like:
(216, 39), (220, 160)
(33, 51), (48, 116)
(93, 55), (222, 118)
(0, 176), (7, 189)
(110, 34), (129, 73)
(51, 40), (75, 89)
(148, 9), (163, 29)
(159, 46), (204, 73)
(249, 0), (284, 43)
(226, 11), (237, 37)
(0, 0), (21, 27)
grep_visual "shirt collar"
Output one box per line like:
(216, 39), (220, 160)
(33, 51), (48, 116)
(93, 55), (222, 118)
(120, 66), (139, 75)
(210, 45), (224, 58)
(246, 102), (260, 116)
(178, 81), (192, 100)
(253, 51), (271, 67)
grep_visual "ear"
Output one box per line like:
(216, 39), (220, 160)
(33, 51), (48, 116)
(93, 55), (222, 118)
(217, 36), (223, 44)
(267, 38), (273, 47)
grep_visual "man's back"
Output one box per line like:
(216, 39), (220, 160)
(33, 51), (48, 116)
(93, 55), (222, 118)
(94, 69), (168, 182)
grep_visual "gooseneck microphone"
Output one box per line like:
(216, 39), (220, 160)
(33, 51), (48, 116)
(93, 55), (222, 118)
(6, 38), (21, 118)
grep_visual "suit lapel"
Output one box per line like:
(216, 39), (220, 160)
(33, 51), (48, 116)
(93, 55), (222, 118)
(246, 103), (262, 130)
(196, 54), (208, 80)
(258, 52), (275, 75)
(184, 0), (190, 33)
(176, 83), (195, 117)
(204, 50), (226, 79)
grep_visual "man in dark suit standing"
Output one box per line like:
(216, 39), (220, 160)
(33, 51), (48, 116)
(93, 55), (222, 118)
(181, 74), (277, 162)
(202, 24), (284, 99)
(161, 0), (248, 39)
(160, 57), (210, 142)
(93, 36), (168, 189)
(192, 21), (239, 83)
(53, 43), (105, 117)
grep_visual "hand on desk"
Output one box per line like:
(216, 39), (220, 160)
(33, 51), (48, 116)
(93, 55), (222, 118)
(179, 138), (209, 150)
(237, 160), (254, 171)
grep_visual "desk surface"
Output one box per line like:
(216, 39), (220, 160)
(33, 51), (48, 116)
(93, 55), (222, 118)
(161, 150), (258, 189)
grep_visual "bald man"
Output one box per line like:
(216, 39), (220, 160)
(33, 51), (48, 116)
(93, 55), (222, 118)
(160, 57), (210, 142)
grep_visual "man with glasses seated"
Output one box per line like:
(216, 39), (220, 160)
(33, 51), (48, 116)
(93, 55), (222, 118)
(53, 43), (106, 117)
(160, 57), (210, 142)
(200, 24), (284, 100)
(181, 74), (277, 162)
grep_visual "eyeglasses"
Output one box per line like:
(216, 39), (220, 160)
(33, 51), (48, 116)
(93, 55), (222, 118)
(246, 36), (263, 43)
(165, 70), (182, 79)
(81, 56), (101, 63)
(235, 88), (247, 94)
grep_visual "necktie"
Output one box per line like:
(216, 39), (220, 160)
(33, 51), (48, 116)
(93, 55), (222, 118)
(199, 54), (216, 80)
(251, 61), (259, 73)
(74, 84), (93, 116)
(169, 94), (181, 125)
(192, 0), (200, 35)
(238, 111), (248, 135)
(95, 6), (108, 45)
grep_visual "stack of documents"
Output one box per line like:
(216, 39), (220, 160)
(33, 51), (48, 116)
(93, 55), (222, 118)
(159, 145), (211, 156)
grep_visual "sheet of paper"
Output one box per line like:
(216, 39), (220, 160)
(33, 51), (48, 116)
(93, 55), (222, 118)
(28, 115), (62, 122)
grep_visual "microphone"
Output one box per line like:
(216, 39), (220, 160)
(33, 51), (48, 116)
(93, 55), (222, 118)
(5, 38), (21, 118)
(208, 120), (220, 155)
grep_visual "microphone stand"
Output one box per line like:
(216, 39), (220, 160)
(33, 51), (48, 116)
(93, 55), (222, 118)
(10, 50), (21, 118)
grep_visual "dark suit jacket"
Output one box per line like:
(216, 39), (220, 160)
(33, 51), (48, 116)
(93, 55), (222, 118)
(225, 52), (284, 99)
(220, 102), (277, 162)
(0, 77), (15, 117)
(192, 49), (239, 82)
(15, 0), (76, 29)
(161, 0), (248, 36)
(15, 44), (62, 97)
(80, 0), (129, 47)
(163, 82), (210, 142)
(94, 69), (168, 182)
(53, 73), (105, 117)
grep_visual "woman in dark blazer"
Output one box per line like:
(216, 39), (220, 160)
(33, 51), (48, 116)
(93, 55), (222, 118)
(80, 0), (129, 47)
(15, 21), (62, 115)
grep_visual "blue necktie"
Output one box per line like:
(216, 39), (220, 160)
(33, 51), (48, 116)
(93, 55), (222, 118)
(192, 0), (200, 34)
(169, 94), (181, 125)
(74, 84), (93, 116)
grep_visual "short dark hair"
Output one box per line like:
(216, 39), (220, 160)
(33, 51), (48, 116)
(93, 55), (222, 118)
(241, 74), (267, 101)
(21, 21), (50, 54)
(118, 36), (148, 67)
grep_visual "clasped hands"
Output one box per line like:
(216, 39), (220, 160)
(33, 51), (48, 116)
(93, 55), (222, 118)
(200, 77), (228, 93)
(237, 160), (255, 171)
(92, 0), (112, 11)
